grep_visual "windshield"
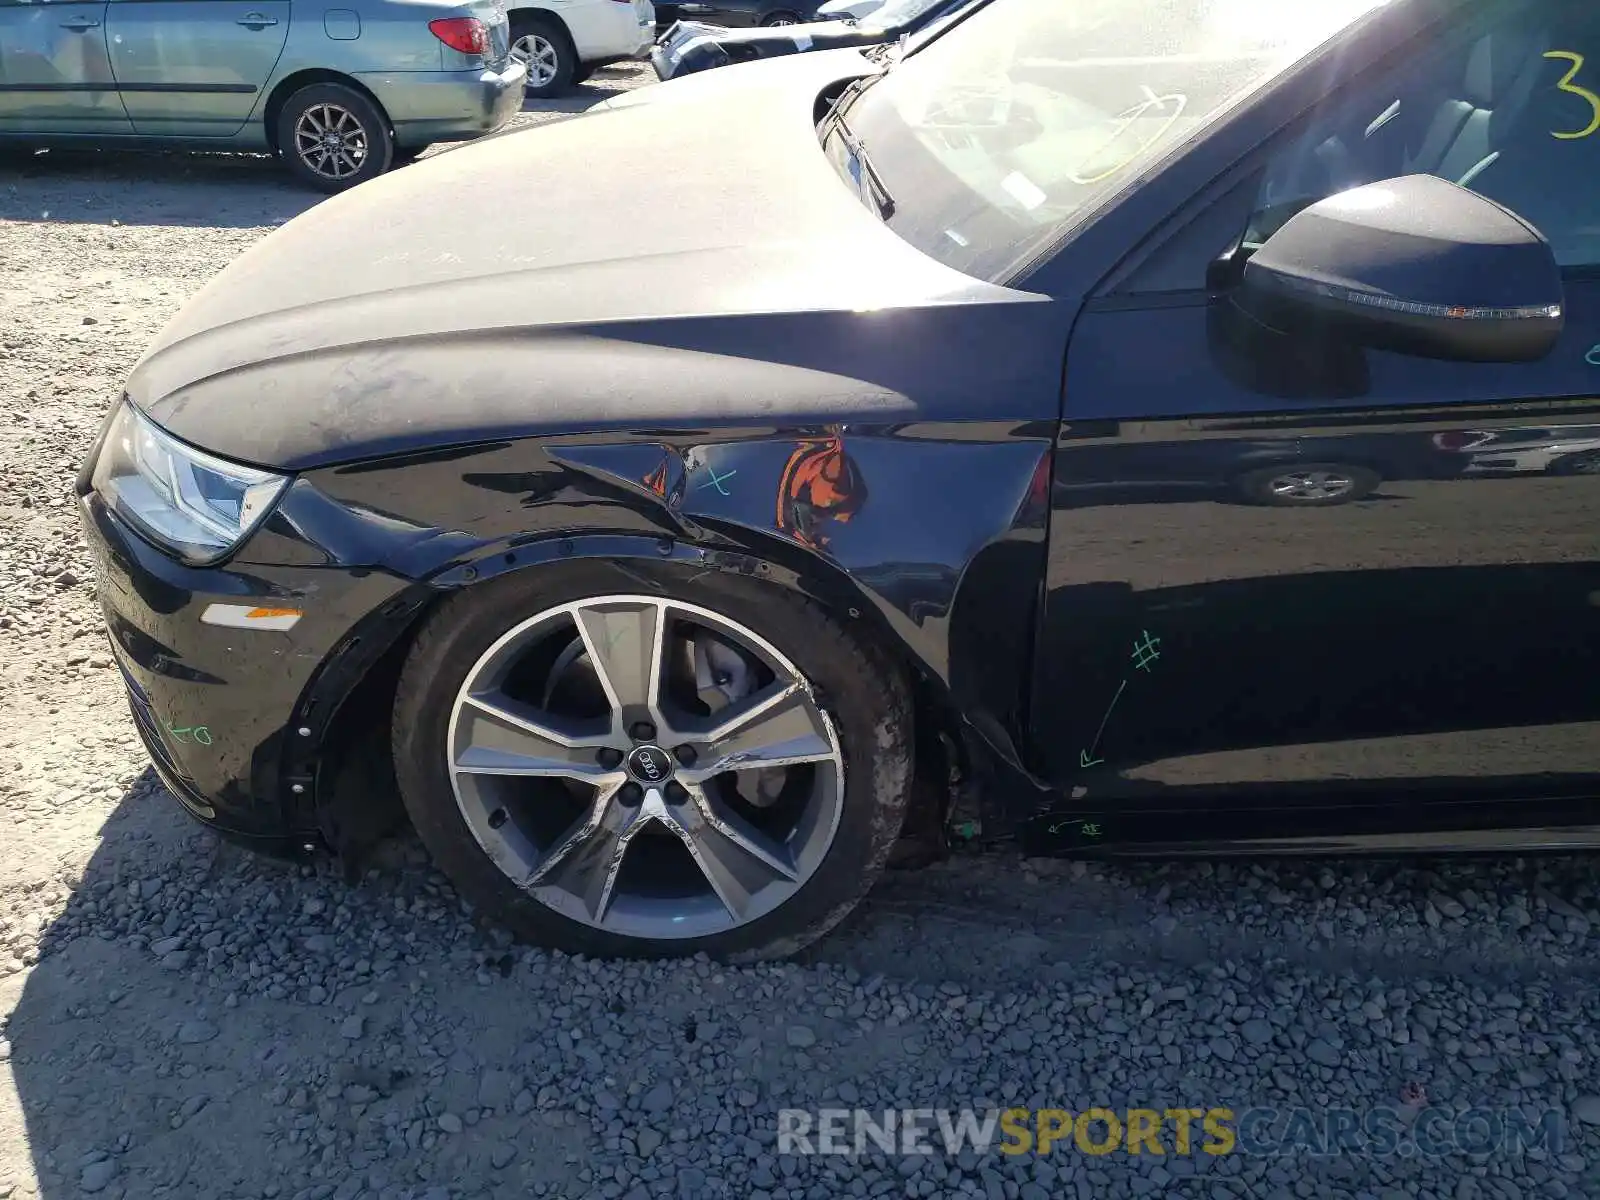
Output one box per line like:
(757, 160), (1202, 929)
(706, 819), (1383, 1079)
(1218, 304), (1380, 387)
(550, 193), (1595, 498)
(830, 0), (1396, 283)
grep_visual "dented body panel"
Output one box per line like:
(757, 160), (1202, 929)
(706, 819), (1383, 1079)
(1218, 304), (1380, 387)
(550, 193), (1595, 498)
(246, 419), (1057, 833)
(83, 412), (1056, 843)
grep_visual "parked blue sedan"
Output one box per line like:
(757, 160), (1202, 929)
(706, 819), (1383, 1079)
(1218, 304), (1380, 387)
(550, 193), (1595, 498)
(0, 0), (525, 190)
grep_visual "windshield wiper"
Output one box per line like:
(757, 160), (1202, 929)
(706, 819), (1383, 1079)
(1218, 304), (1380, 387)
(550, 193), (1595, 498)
(832, 109), (895, 219)
(826, 71), (877, 121)
(819, 54), (900, 219)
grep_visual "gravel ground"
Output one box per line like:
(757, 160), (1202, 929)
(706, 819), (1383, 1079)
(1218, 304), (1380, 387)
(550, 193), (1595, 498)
(5, 64), (1600, 1200)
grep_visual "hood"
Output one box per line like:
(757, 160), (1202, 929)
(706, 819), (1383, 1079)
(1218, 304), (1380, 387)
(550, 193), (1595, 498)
(129, 51), (1060, 471)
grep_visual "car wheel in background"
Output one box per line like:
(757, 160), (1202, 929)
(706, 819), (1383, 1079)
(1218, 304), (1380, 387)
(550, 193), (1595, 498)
(511, 15), (577, 98)
(1234, 463), (1380, 507)
(761, 11), (801, 24)
(276, 84), (393, 193)
(391, 562), (913, 961)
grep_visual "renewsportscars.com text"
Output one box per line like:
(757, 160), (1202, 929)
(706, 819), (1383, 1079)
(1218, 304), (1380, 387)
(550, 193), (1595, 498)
(777, 1106), (1564, 1159)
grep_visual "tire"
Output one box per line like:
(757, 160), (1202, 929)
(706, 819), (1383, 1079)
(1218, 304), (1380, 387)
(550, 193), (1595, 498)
(1234, 462), (1380, 507)
(511, 15), (577, 98)
(573, 62), (596, 85)
(276, 83), (393, 193)
(761, 10), (801, 25)
(392, 560), (912, 962)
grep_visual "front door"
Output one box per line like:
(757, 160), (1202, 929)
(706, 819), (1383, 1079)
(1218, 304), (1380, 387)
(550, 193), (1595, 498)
(105, 0), (290, 136)
(1033, 0), (1600, 843)
(0, 0), (130, 134)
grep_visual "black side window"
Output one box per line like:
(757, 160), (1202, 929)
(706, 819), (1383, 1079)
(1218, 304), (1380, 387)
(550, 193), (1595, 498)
(1118, 0), (1600, 293)
(1247, 6), (1600, 267)
(1469, 33), (1600, 267)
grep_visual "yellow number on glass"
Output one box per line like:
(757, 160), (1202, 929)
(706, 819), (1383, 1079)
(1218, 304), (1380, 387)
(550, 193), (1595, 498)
(1545, 50), (1600, 140)
(1067, 90), (1188, 186)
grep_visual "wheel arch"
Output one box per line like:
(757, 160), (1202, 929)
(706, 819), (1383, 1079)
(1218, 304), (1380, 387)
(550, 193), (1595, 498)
(285, 423), (1057, 860)
(506, 6), (577, 48)
(262, 69), (392, 154)
(450, 533), (960, 762)
(303, 531), (983, 866)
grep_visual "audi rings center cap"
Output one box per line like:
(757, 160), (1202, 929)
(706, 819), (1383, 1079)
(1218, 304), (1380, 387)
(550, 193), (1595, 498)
(627, 745), (674, 785)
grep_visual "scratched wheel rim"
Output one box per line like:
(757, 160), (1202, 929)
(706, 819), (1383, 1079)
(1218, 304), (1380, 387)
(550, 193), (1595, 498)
(292, 102), (369, 181)
(446, 595), (845, 939)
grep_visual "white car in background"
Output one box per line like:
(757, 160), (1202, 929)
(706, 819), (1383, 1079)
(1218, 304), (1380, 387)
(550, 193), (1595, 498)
(509, 0), (656, 96)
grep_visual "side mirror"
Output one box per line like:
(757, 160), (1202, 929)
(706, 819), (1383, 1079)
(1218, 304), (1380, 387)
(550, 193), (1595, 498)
(1236, 174), (1564, 364)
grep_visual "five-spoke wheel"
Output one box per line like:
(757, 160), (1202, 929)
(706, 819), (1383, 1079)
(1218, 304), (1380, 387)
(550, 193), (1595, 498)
(449, 595), (845, 939)
(394, 563), (911, 960)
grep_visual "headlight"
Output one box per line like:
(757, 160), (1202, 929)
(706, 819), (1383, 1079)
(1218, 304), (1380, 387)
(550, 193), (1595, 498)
(91, 402), (288, 565)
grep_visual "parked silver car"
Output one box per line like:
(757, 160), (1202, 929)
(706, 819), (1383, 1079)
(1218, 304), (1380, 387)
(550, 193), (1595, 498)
(0, 0), (525, 191)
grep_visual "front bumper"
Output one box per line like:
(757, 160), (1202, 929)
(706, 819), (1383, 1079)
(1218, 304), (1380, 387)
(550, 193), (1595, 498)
(650, 21), (730, 80)
(358, 61), (527, 149)
(79, 493), (412, 841)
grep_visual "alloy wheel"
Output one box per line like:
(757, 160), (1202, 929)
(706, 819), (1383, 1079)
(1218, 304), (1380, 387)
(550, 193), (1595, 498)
(292, 103), (369, 181)
(446, 595), (845, 940)
(511, 34), (562, 88)
(1268, 468), (1354, 502)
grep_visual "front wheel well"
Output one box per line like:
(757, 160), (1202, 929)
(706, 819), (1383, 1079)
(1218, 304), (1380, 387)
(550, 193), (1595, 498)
(309, 548), (964, 869)
(263, 70), (391, 154)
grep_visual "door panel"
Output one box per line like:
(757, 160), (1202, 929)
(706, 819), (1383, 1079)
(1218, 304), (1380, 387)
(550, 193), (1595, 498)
(1035, 279), (1600, 815)
(1033, 0), (1600, 834)
(105, 0), (289, 136)
(0, 2), (130, 134)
